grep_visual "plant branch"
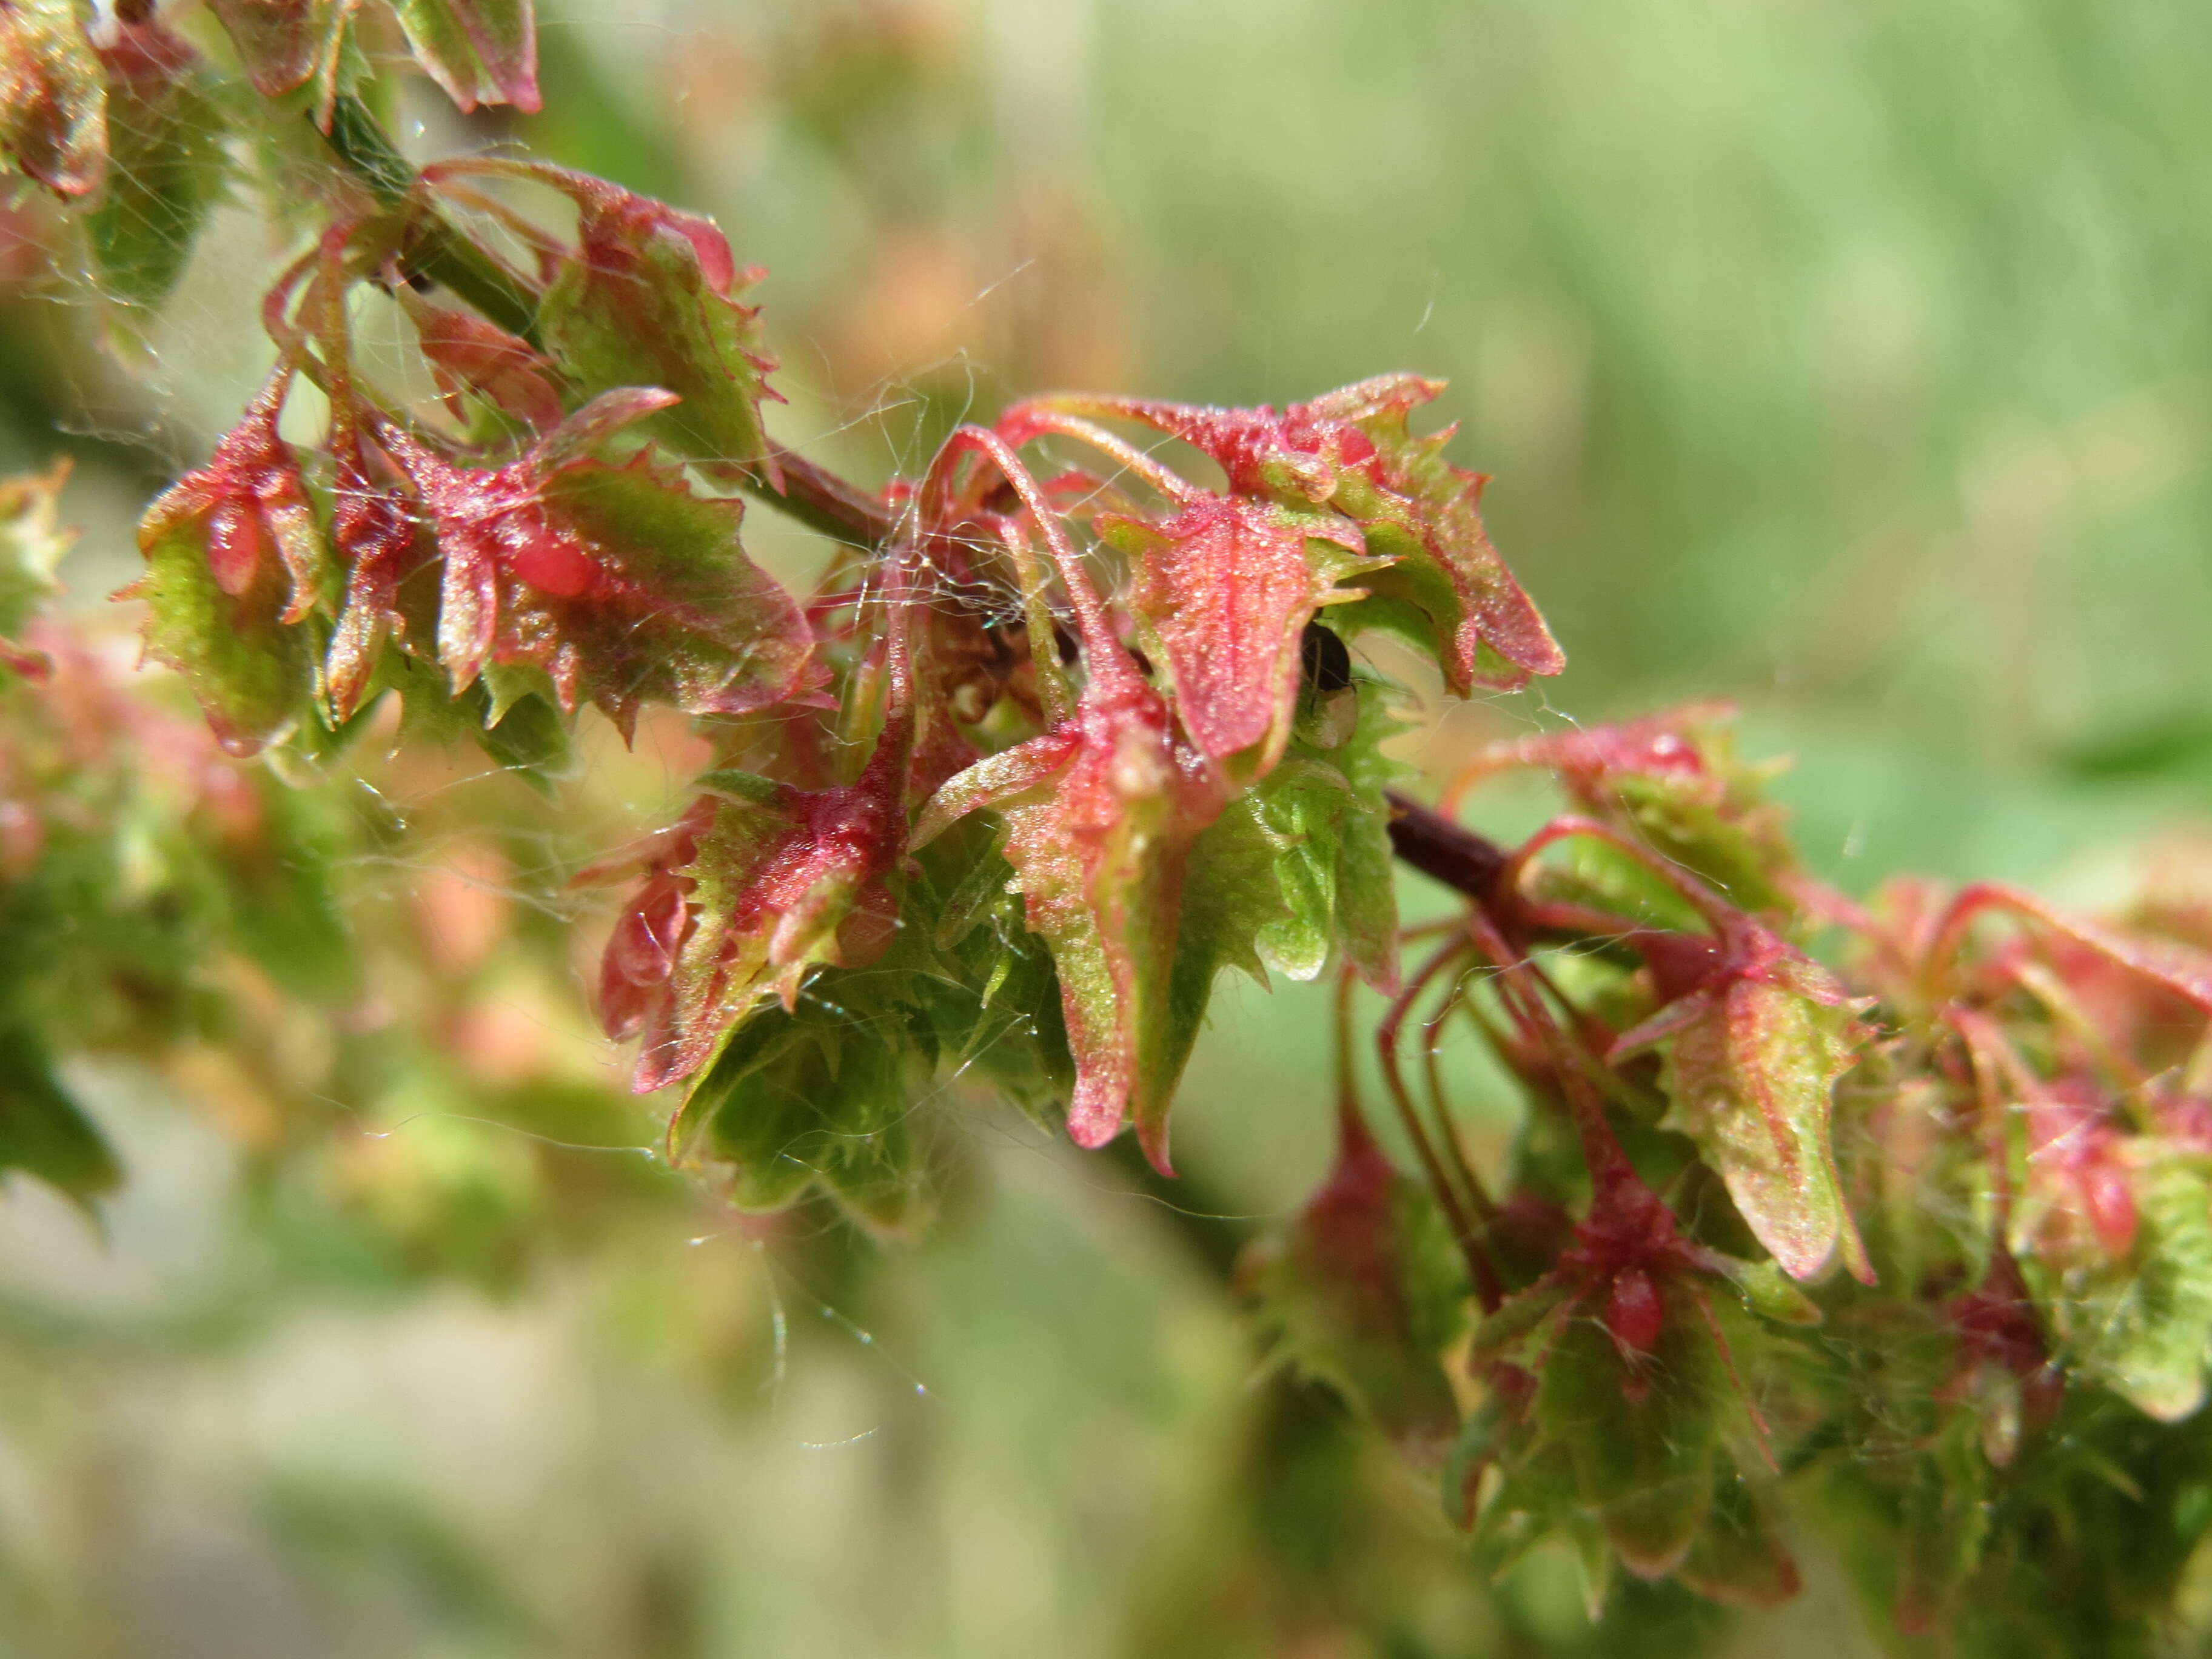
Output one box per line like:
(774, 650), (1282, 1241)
(315, 96), (897, 551)
(321, 96), (546, 345)
(1384, 790), (1508, 901)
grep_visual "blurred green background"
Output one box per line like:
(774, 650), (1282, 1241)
(4, 0), (2210, 1653)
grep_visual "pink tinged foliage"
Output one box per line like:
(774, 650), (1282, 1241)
(1469, 1153), (1790, 1585)
(1563, 1158), (1748, 1389)
(1929, 881), (2212, 1019)
(1940, 1248), (2062, 1469)
(910, 429), (1224, 1171)
(2019, 1081), (2140, 1261)
(914, 660), (1213, 1167)
(203, 0), (349, 103)
(1095, 492), (1378, 774)
(598, 859), (695, 1050)
(0, 0), (105, 197)
(1310, 374), (1564, 691)
(374, 390), (813, 734)
(499, 167), (783, 478)
(1613, 915), (1875, 1285)
(1463, 703), (1726, 806)
(1541, 831), (1877, 1285)
(1455, 702), (1801, 913)
(600, 746), (906, 1094)
(128, 375), (327, 754)
(1604, 1267), (1665, 1358)
(1037, 374), (1563, 694)
(322, 429), (429, 723)
(398, 290), (563, 431)
(387, 0), (539, 114)
(141, 377), (323, 622)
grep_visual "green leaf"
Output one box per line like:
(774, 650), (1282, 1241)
(912, 823), (1075, 1122)
(672, 964), (936, 1236)
(387, 0), (539, 113)
(133, 487), (319, 758)
(1253, 676), (1405, 988)
(1240, 1108), (1468, 1461)
(1650, 977), (1871, 1284)
(0, 1024), (119, 1204)
(0, 458), (72, 654)
(1674, 1477), (1801, 1609)
(88, 26), (229, 311)
(2039, 1155), (2212, 1422)
(203, 0), (346, 99)
(1154, 677), (1408, 1105)
(1710, 1254), (1824, 1326)
(0, 0), (104, 198)
(537, 175), (777, 472)
(1533, 1280), (1727, 1578)
(379, 655), (569, 784)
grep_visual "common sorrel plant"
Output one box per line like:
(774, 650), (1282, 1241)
(6, 7), (2212, 1651)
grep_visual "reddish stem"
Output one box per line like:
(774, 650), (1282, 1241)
(994, 404), (1202, 505)
(1378, 936), (1506, 1311)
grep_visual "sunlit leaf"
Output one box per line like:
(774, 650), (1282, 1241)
(1312, 374), (1565, 692)
(535, 173), (779, 474)
(1041, 375), (1563, 694)
(1098, 494), (1378, 774)
(1614, 920), (1874, 1284)
(377, 397), (814, 733)
(1463, 704), (1800, 914)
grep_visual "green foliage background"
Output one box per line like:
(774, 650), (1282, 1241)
(3, 1), (2210, 1653)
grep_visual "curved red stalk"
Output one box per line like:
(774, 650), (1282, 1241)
(1376, 934), (1504, 1310)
